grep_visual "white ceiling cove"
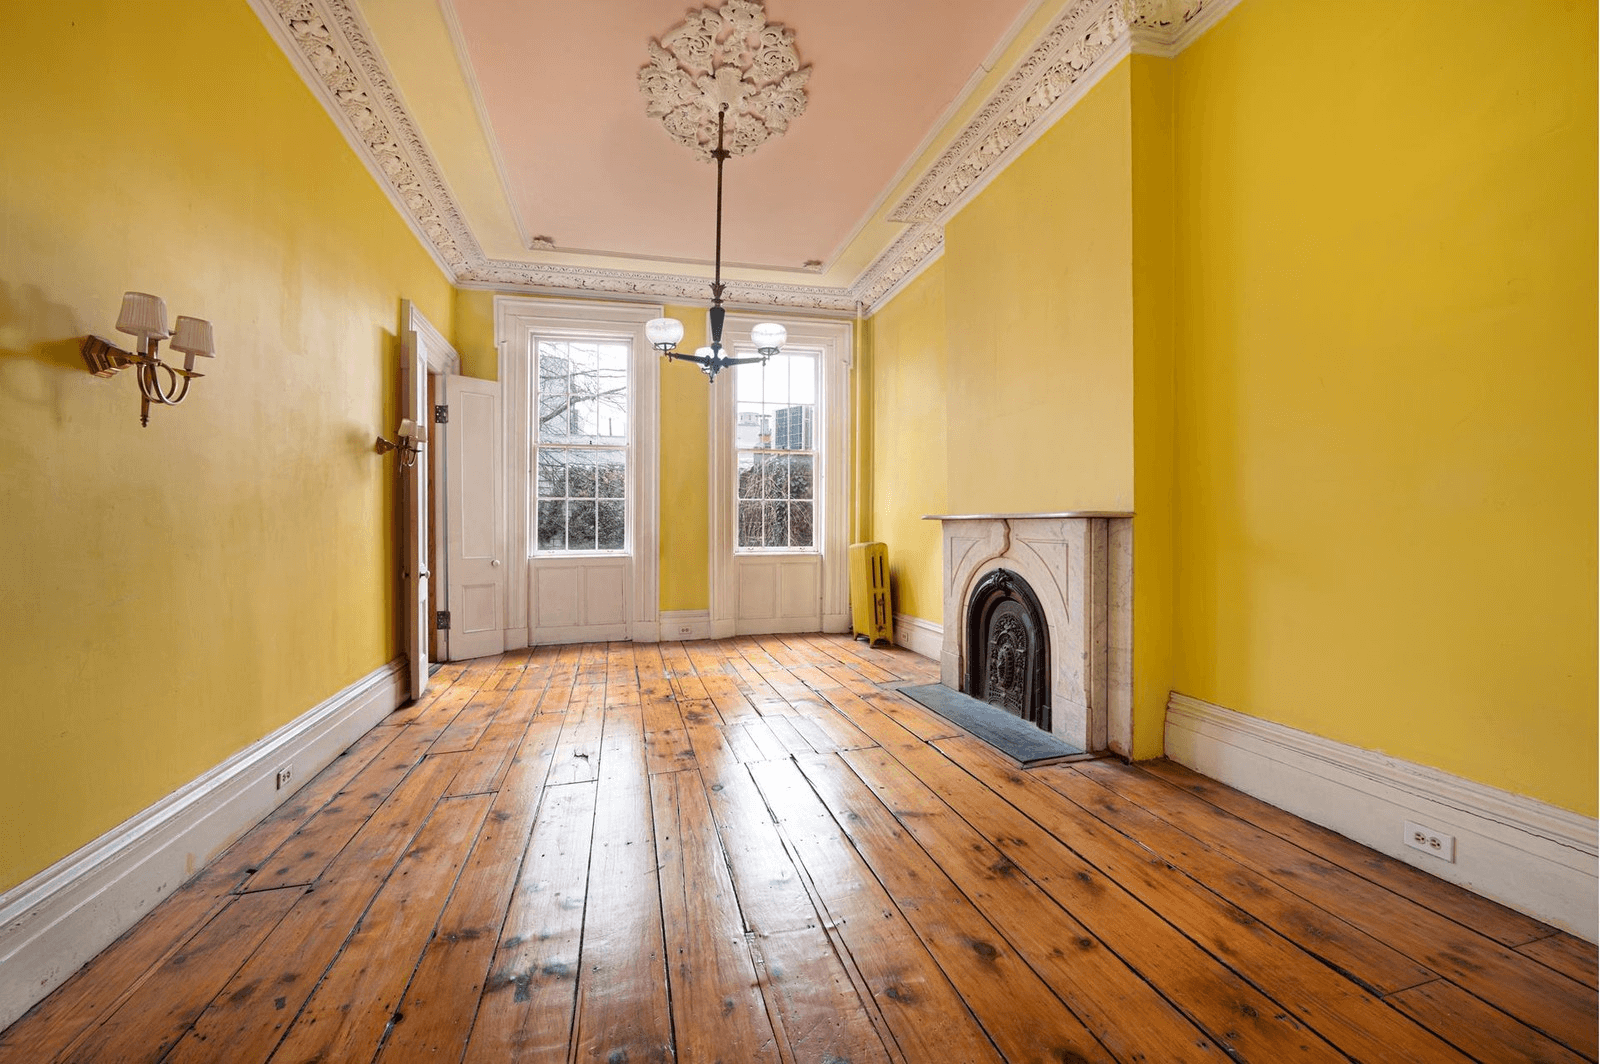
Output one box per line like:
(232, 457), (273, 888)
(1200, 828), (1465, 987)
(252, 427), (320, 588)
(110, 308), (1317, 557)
(250, 0), (1233, 312)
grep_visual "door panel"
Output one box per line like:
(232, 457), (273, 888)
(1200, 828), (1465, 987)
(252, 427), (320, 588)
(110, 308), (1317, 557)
(444, 374), (506, 660)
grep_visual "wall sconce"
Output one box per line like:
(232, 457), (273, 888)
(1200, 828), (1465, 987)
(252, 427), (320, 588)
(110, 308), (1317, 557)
(375, 418), (423, 468)
(82, 292), (216, 427)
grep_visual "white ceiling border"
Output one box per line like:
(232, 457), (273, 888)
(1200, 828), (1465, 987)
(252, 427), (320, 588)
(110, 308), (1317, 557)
(857, 0), (1237, 313)
(248, 0), (1237, 316)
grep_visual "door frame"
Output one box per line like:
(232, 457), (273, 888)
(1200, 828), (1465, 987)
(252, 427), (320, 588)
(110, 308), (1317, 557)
(401, 301), (459, 680)
(709, 313), (853, 638)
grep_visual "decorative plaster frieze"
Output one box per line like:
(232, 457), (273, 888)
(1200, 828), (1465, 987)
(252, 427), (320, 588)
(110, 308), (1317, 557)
(639, 0), (810, 162)
(253, 0), (481, 276)
(854, 224), (945, 312)
(248, 0), (1230, 315)
(459, 259), (859, 313)
(888, 0), (1214, 225)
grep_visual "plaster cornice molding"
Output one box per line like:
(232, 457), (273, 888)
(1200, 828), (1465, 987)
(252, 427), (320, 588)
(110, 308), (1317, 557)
(887, 0), (1219, 226)
(855, 225), (946, 313)
(248, 0), (482, 279)
(460, 258), (859, 312)
(249, 0), (1235, 314)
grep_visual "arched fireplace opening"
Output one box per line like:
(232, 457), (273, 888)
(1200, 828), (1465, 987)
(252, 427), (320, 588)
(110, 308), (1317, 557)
(963, 568), (1051, 731)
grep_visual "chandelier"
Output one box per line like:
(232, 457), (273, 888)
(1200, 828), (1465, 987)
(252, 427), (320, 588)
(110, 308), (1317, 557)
(645, 104), (787, 382)
(641, 0), (809, 382)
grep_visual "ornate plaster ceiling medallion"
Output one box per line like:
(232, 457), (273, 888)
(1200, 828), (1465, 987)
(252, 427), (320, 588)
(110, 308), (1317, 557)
(638, 0), (810, 161)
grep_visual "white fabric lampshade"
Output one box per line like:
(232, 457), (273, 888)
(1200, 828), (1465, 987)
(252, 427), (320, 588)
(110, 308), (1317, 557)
(645, 317), (685, 350)
(170, 315), (216, 357)
(751, 322), (787, 353)
(116, 292), (170, 341)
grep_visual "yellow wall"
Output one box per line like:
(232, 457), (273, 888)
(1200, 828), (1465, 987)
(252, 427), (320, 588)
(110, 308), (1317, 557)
(943, 62), (1134, 514)
(1171, 0), (1597, 813)
(0, 1), (455, 892)
(658, 306), (711, 611)
(452, 288), (499, 380)
(866, 263), (949, 623)
(1129, 55), (1179, 758)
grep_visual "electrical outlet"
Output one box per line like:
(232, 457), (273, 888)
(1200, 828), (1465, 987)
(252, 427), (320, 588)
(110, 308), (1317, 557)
(676, 624), (694, 638)
(1403, 820), (1456, 862)
(275, 765), (293, 791)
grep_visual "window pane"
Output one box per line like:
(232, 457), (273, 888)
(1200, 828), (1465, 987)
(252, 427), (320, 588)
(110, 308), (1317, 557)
(789, 500), (813, 548)
(788, 454), (813, 499)
(567, 453), (596, 497)
(537, 343), (568, 391)
(737, 501), (763, 548)
(596, 451), (626, 498)
(537, 500), (566, 551)
(597, 500), (625, 550)
(567, 500), (597, 550)
(537, 451), (566, 498)
(537, 393), (568, 443)
(736, 453), (755, 498)
(763, 500), (789, 547)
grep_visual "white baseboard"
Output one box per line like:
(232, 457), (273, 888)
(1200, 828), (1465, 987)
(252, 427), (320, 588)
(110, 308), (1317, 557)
(658, 610), (711, 641)
(893, 613), (943, 660)
(0, 658), (408, 1031)
(1164, 692), (1600, 941)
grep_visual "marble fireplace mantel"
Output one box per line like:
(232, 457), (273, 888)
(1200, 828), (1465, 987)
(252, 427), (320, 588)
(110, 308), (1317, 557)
(925, 512), (1134, 756)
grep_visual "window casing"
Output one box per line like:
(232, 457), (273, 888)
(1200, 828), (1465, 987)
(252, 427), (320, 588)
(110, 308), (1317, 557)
(494, 295), (659, 645)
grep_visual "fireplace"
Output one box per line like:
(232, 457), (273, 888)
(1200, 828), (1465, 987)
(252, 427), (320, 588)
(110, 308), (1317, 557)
(928, 512), (1134, 754)
(964, 569), (1051, 730)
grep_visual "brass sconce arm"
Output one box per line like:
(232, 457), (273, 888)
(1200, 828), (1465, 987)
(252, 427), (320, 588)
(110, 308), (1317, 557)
(81, 293), (216, 427)
(375, 418), (423, 468)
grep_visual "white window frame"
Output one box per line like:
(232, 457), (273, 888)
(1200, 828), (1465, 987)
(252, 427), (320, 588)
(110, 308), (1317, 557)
(709, 313), (851, 637)
(496, 296), (660, 644)
(733, 350), (822, 555)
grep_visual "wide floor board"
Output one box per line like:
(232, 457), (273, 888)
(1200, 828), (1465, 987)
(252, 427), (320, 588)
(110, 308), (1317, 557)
(2, 635), (1594, 1063)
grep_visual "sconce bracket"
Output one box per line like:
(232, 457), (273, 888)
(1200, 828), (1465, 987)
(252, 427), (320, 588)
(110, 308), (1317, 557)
(82, 335), (133, 378)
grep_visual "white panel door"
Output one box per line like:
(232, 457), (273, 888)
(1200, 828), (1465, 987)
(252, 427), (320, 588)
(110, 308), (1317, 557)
(400, 326), (429, 699)
(443, 373), (506, 660)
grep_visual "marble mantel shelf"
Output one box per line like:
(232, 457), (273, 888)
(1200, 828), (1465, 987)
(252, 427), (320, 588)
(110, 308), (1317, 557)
(923, 511), (1135, 521)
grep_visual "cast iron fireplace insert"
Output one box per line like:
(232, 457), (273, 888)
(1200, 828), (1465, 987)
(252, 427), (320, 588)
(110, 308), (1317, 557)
(963, 567), (1051, 731)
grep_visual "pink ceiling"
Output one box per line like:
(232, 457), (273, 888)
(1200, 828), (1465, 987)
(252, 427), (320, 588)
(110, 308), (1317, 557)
(451, 0), (1035, 271)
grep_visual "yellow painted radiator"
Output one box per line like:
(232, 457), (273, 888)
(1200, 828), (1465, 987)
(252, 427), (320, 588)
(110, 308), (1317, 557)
(848, 542), (894, 647)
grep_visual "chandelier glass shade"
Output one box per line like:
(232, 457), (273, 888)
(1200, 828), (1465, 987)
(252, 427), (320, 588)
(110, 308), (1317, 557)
(648, 105), (787, 382)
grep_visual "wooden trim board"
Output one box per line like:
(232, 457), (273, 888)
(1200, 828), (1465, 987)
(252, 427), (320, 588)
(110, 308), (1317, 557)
(0, 659), (409, 1030)
(1164, 691), (1599, 941)
(892, 613), (942, 660)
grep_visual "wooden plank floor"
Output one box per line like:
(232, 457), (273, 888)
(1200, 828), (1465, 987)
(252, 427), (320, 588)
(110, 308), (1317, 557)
(2, 635), (1594, 1064)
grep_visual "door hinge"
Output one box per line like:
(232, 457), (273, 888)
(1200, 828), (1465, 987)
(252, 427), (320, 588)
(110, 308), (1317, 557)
(435, 610), (451, 630)
(434, 404), (449, 424)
